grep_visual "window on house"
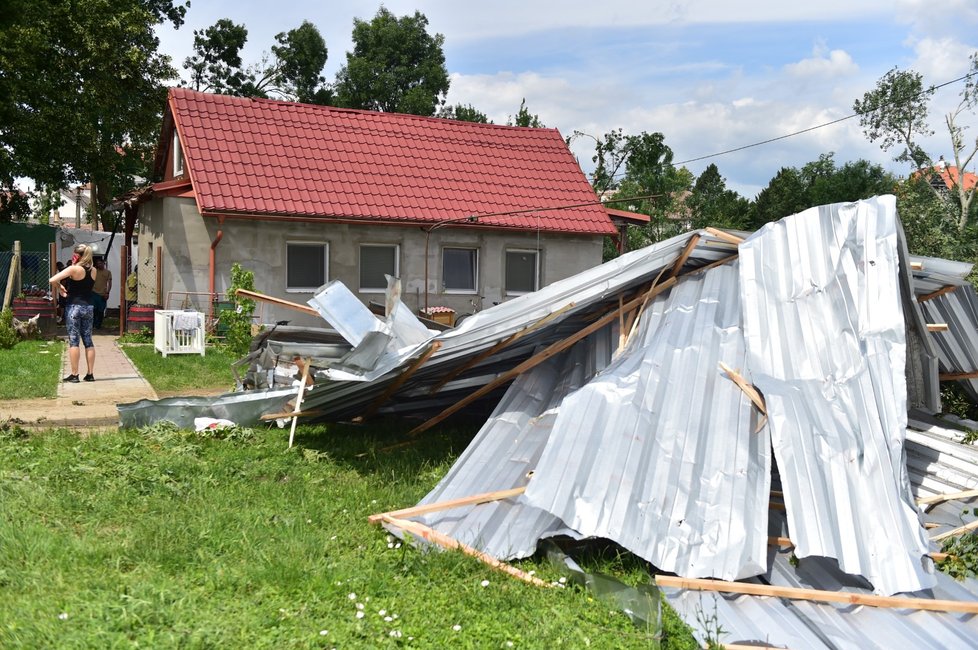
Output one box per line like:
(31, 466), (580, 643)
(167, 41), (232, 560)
(286, 242), (328, 292)
(360, 244), (398, 291)
(442, 247), (478, 292)
(173, 133), (184, 177)
(505, 249), (539, 294)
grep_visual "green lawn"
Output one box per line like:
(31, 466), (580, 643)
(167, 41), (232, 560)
(0, 339), (65, 399)
(0, 420), (698, 649)
(120, 344), (237, 394)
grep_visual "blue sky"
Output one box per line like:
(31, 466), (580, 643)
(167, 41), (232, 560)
(155, 1), (978, 198)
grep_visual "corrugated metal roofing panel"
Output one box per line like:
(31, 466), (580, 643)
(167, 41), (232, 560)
(919, 285), (978, 403)
(739, 196), (934, 596)
(406, 329), (616, 559)
(523, 263), (772, 581)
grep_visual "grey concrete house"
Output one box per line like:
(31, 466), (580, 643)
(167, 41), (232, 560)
(134, 88), (627, 326)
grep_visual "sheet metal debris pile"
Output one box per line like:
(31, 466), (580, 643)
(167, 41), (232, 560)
(120, 196), (978, 646)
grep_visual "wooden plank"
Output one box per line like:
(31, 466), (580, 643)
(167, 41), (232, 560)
(381, 515), (549, 587)
(260, 409), (321, 421)
(917, 488), (978, 506)
(704, 227), (744, 245)
(359, 341), (442, 420)
(654, 575), (978, 614)
(910, 261), (924, 271)
(917, 285), (958, 302)
(683, 252), (739, 276)
(926, 323), (949, 332)
(718, 362), (767, 415)
(368, 487), (527, 524)
(287, 359), (311, 449)
(408, 277), (678, 437)
(931, 519), (978, 542)
(235, 288), (321, 317)
(767, 536), (947, 561)
(939, 371), (978, 381)
(720, 361), (768, 432)
(669, 233), (702, 278)
(428, 304), (575, 396)
(622, 267), (671, 350)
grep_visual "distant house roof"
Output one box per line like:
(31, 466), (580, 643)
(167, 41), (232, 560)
(919, 161), (978, 192)
(158, 88), (616, 235)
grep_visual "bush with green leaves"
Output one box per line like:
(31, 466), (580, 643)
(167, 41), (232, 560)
(0, 307), (19, 349)
(222, 263), (257, 357)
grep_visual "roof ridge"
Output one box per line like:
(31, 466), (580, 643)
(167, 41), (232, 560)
(168, 86), (560, 135)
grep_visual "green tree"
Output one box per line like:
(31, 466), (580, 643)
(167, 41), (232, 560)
(685, 163), (750, 230)
(750, 167), (810, 228)
(855, 54), (978, 229)
(333, 8), (449, 115)
(802, 153), (896, 206)
(0, 0), (188, 219)
(509, 98), (545, 128)
(613, 132), (692, 246)
(749, 154), (896, 228)
(183, 19), (251, 95)
(183, 19), (331, 104)
(437, 104), (491, 123)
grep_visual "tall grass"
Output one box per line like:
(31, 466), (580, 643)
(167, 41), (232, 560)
(0, 420), (696, 648)
(0, 339), (64, 399)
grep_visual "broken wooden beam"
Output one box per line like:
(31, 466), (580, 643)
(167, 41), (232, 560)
(429, 304), (575, 396)
(654, 575), (978, 614)
(235, 288), (320, 317)
(358, 341), (442, 420)
(917, 285), (958, 303)
(704, 227), (744, 245)
(939, 371), (978, 381)
(669, 233), (702, 278)
(368, 486), (527, 524)
(260, 409), (321, 421)
(287, 358), (312, 449)
(917, 488), (978, 507)
(926, 323), (949, 332)
(930, 519), (978, 542)
(380, 515), (549, 587)
(408, 277), (678, 437)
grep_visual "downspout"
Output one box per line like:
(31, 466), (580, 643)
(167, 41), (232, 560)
(209, 217), (225, 306)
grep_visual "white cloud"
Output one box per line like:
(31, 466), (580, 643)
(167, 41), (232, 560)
(784, 44), (858, 78)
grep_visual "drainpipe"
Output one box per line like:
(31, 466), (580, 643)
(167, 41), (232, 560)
(209, 218), (224, 308)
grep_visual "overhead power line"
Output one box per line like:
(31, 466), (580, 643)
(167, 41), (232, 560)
(592, 70), (977, 176)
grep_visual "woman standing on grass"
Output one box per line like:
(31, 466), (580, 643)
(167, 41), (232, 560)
(49, 244), (97, 382)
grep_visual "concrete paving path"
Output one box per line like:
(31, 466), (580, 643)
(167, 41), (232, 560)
(0, 333), (158, 429)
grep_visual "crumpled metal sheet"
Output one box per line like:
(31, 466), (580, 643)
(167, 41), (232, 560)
(523, 263), (772, 581)
(739, 195), (933, 596)
(117, 387), (297, 429)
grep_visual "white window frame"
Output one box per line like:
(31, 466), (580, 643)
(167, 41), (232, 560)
(285, 241), (329, 293)
(504, 248), (540, 295)
(441, 246), (479, 294)
(359, 243), (399, 293)
(173, 132), (184, 177)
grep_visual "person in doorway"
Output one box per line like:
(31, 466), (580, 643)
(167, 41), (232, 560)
(91, 257), (112, 329)
(49, 244), (97, 382)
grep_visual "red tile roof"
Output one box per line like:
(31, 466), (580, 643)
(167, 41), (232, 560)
(165, 88), (615, 235)
(929, 164), (978, 192)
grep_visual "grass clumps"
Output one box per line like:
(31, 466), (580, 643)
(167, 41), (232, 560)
(0, 338), (64, 399)
(120, 344), (237, 394)
(0, 422), (689, 648)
